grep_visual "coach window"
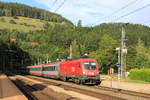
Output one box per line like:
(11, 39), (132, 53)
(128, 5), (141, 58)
(53, 66), (54, 71)
(44, 67), (46, 71)
(42, 67), (44, 71)
(45, 67), (47, 71)
(48, 66), (50, 71)
(52, 67), (54, 71)
(49, 67), (51, 71)
(54, 66), (56, 71)
(53, 66), (55, 71)
(38, 68), (40, 71)
(47, 67), (49, 71)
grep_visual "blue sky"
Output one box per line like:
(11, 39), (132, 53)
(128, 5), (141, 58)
(1, 0), (150, 26)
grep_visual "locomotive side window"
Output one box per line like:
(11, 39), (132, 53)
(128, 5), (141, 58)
(84, 62), (96, 70)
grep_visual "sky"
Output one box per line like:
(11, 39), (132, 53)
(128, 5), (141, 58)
(1, 0), (150, 26)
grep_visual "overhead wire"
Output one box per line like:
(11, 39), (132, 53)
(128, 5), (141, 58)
(50, 0), (58, 10)
(112, 3), (150, 21)
(54, 0), (67, 12)
(93, 0), (139, 26)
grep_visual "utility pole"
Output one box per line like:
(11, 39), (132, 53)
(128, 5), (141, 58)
(121, 25), (127, 79)
(116, 47), (121, 80)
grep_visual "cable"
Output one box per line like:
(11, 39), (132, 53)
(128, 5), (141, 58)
(113, 3), (150, 21)
(54, 0), (67, 12)
(93, 0), (139, 25)
(50, 0), (58, 10)
(109, 0), (139, 16)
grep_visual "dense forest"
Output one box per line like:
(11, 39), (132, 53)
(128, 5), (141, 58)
(0, 2), (150, 74)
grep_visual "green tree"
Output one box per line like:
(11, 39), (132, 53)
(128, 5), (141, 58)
(129, 39), (150, 69)
(77, 20), (82, 27)
(90, 35), (118, 73)
(71, 40), (80, 59)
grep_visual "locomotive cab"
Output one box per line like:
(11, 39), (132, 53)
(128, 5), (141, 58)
(79, 59), (101, 85)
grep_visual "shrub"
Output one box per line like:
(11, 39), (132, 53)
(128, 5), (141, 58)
(13, 16), (18, 19)
(20, 22), (34, 27)
(9, 20), (17, 24)
(0, 18), (5, 22)
(129, 68), (150, 82)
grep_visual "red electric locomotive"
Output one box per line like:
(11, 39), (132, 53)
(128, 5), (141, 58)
(26, 58), (101, 85)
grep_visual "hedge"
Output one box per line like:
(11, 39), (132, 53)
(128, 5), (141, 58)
(129, 68), (150, 82)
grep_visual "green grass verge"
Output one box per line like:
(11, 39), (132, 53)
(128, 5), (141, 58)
(0, 16), (59, 32)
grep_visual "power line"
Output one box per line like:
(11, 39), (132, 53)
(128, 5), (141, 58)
(93, 0), (139, 25)
(113, 3), (150, 21)
(50, 0), (58, 10)
(109, 0), (139, 16)
(54, 0), (67, 12)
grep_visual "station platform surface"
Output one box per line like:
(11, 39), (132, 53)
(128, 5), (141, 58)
(0, 75), (27, 100)
(101, 75), (150, 94)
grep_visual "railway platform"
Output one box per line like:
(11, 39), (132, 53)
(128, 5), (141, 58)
(101, 75), (150, 94)
(0, 74), (27, 100)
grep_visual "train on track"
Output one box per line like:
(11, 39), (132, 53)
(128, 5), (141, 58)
(25, 58), (101, 85)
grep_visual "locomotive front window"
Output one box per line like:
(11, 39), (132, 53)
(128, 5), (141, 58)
(84, 62), (96, 70)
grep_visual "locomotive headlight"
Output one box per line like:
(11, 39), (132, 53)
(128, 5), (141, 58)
(97, 72), (99, 74)
(83, 72), (86, 74)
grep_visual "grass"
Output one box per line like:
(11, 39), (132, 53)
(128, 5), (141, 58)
(123, 77), (150, 84)
(102, 74), (150, 84)
(0, 16), (58, 32)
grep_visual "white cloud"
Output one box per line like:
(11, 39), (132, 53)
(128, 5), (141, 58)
(15, 0), (150, 26)
(55, 0), (150, 25)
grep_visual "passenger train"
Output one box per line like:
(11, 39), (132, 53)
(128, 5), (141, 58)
(26, 58), (101, 85)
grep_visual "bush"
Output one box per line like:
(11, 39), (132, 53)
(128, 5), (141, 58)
(129, 68), (150, 82)
(20, 22), (35, 27)
(9, 20), (17, 24)
(0, 18), (5, 22)
(13, 16), (18, 19)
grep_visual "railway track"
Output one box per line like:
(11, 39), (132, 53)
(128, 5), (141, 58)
(10, 76), (81, 100)
(17, 76), (126, 100)
(11, 79), (38, 100)
(26, 75), (150, 100)
(96, 86), (150, 99)
(11, 75), (150, 100)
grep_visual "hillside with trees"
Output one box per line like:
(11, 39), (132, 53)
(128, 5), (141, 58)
(0, 2), (150, 74)
(0, 2), (72, 25)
